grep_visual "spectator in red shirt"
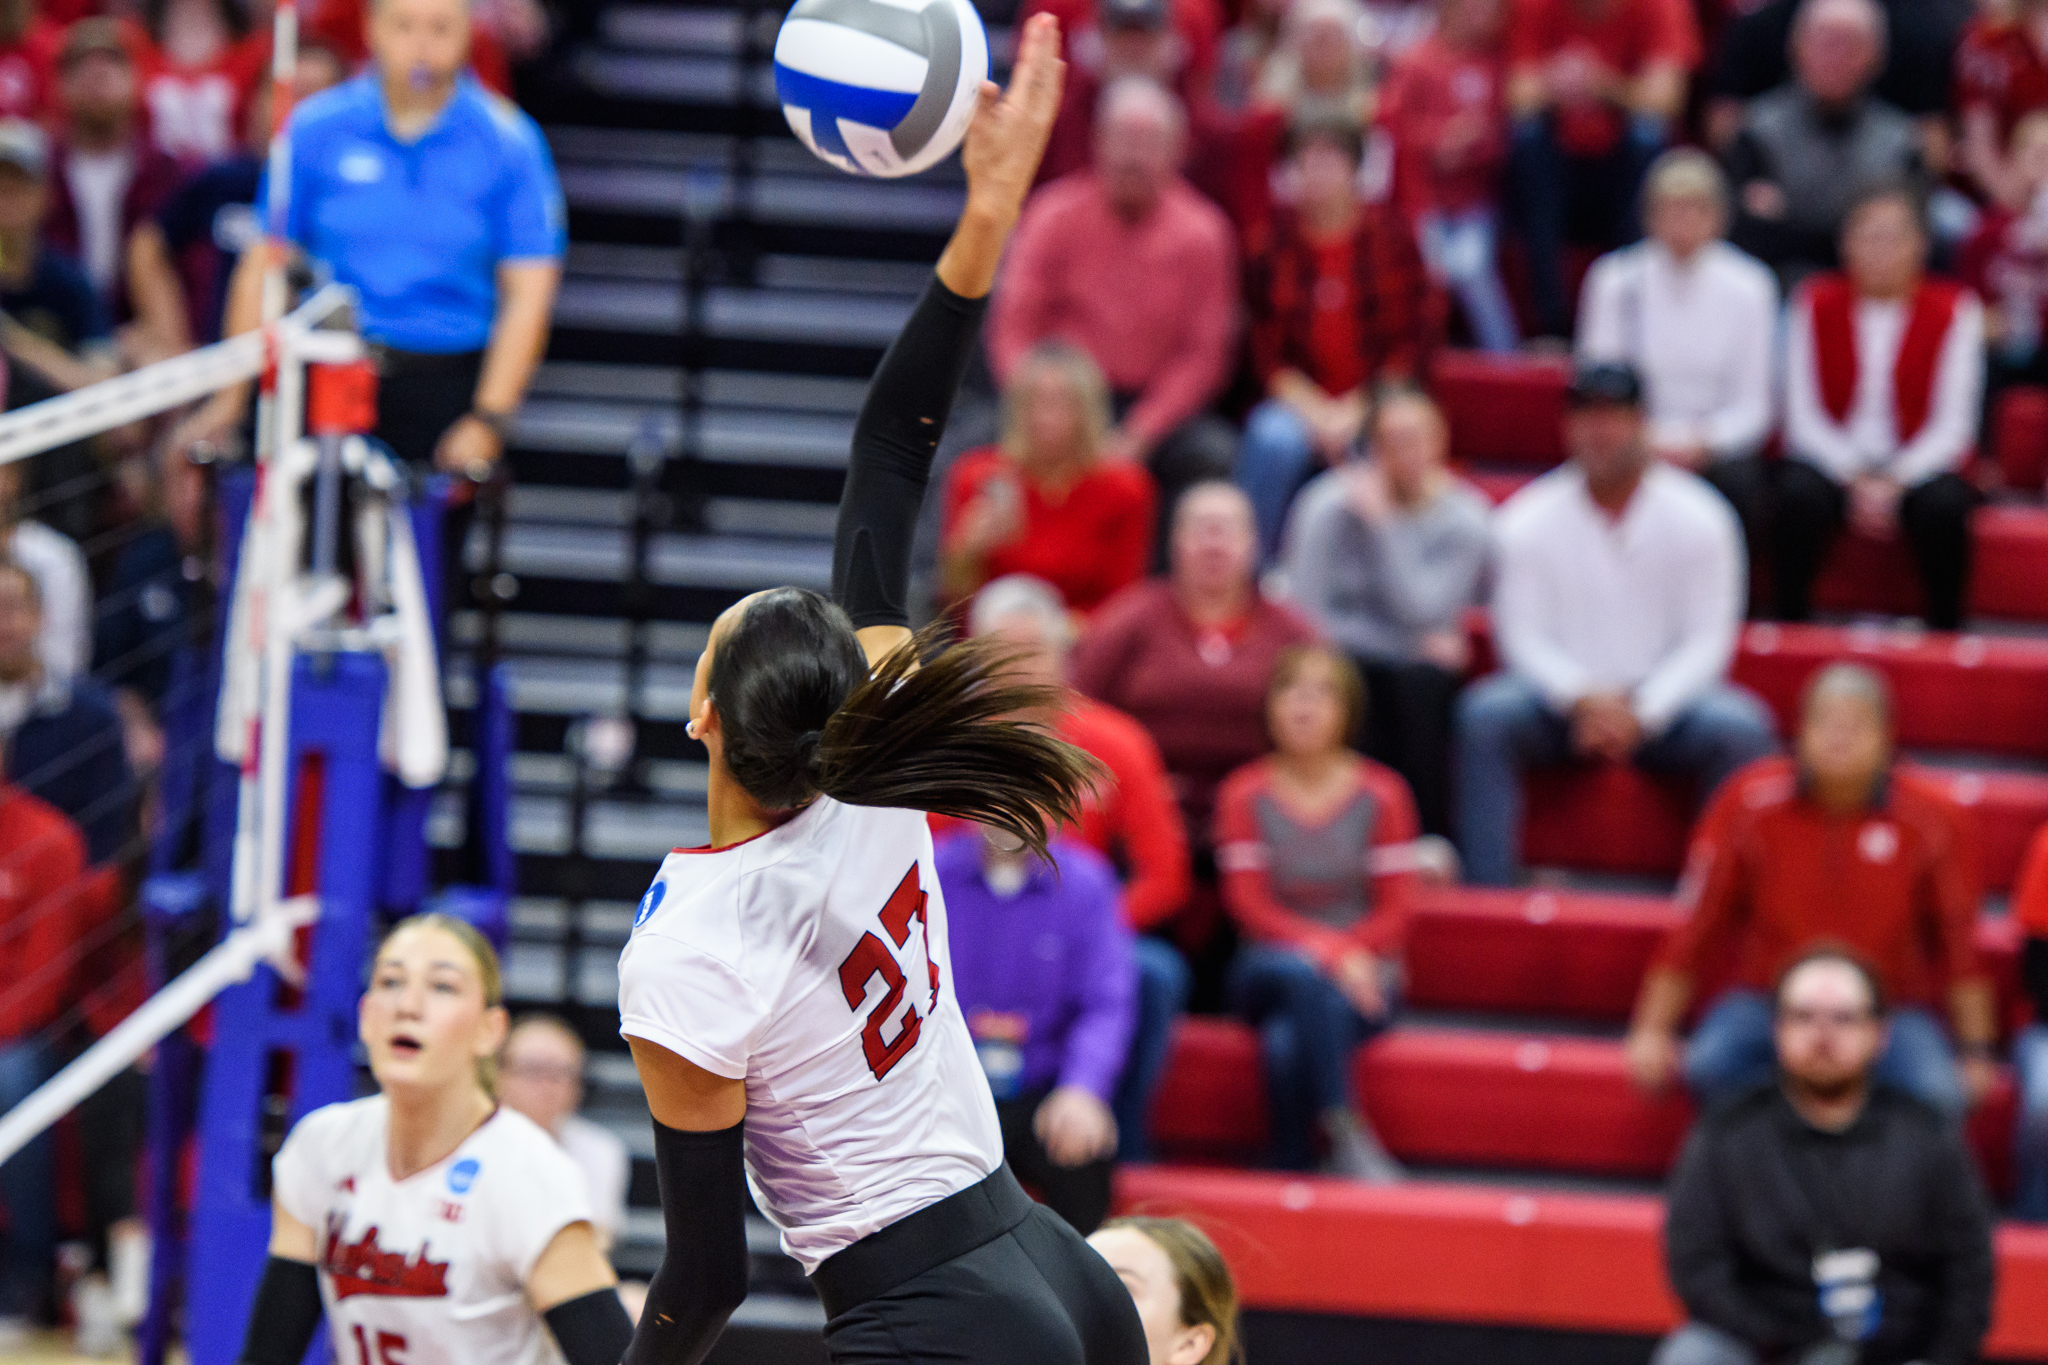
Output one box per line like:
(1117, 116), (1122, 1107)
(1624, 663), (1996, 1118)
(1215, 643), (1418, 1178)
(139, 0), (263, 166)
(2012, 814), (2048, 1219)
(938, 343), (1157, 617)
(45, 20), (183, 322)
(1071, 482), (1317, 955)
(1960, 109), (2048, 394)
(989, 77), (1240, 548)
(1955, 0), (2048, 206)
(1236, 119), (1438, 560)
(0, 777), (87, 1337)
(1505, 0), (1699, 338)
(1380, 0), (1520, 352)
(966, 573), (1193, 1162)
(0, 0), (60, 123)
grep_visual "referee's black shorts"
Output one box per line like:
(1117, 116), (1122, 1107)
(812, 1165), (1146, 1365)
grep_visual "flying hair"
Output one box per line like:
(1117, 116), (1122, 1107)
(708, 590), (1099, 858)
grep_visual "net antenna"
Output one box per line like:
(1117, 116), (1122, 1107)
(0, 0), (367, 1169)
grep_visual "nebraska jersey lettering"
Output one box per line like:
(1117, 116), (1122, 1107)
(271, 1097), (594, 1365)
(618, 797), (1003, 1271)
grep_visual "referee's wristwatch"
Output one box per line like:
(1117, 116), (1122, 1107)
(467, 407), (514, 441)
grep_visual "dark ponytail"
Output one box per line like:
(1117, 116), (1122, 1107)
(708, 589), (1098, 857)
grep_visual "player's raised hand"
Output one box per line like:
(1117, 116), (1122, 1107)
(961, 14), (1065, 224)
(936, 13), (1064, 297)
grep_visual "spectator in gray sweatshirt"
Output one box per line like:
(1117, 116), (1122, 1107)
(1280, 388), (1489, 836)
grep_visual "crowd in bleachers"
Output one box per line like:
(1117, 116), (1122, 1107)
(0, 0), (558, 1347)
(926, 0), (2048, 1356)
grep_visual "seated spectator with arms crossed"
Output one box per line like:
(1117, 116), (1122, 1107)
(1577, 149), (1779, 476)
(1216, 644), (1418, 1180)
(1655, 949), (1993, 1365)
(939, 344), (1156, 618)
(1769, 182), (1982, 632)
(940, 825), (1137, 1235)
(968, 575), (1192, 1163)
(1454, 361), (1775, 887)
(1626, 664), (1996, 1117)
(1073, 483), (1317, 951)
(1725, 0), (1923, 290)
(1236, 119), (1438, 562)
(1281, 388), (1488, 839)
(989, 77), (1238, 532)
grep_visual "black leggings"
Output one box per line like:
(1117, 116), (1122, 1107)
(816, 1167), (1145, 1365)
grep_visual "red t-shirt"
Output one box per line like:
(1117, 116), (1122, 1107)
(2015, 821), (2048, 939)
(940, 448), (1159, 615)
(1954, 17), (2048, 146)
(140, 34), (267, 164)
(1380, 34), (1508, 216)
(0, 21), (60, 123)
(930, 695), (1193, 931)
(1507, 0), (1699, 156)
(1654, 758), (1984, 1008)
(0, 786), (87, 1043)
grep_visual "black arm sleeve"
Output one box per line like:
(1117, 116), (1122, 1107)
(620, 1120), (750, 1365)
(831, 274), (989, 629)
(545, 1288), (637, 1365)
(237, 1256), (323, 1365)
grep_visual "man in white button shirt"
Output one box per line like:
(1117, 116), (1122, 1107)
(1455, 361), (1777, 886)
(1761, 181), (1984, 630)
(1577, 149), (1779, 474)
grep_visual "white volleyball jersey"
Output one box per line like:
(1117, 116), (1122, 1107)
(617, 797), (1003, 1271)
(271, 1097), (594, 1365)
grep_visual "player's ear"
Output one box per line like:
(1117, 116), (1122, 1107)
(477, 1003), (510, 1062)
(1167, 1323), (1215, 1365)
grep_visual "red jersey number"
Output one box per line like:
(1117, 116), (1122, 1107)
(837, 865), (941, 1080)
(352, 1327), (407, 1365)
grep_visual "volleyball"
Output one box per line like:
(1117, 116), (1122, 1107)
(772, 0), (990, 179)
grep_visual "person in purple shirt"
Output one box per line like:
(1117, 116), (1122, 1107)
(938, 827), (1138, 1234)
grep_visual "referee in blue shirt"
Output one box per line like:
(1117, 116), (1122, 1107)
(178, 0), (564, 487)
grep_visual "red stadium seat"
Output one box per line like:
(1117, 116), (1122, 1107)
(1522, 764), (1694, 879)
(1112, 1166), (2048, 1359)
(1147, 1018), (2019, 1189)
(1733, 622), (2048, 760)
(1812, 508), (2048, 624)
(1992, 385), (2048, 494)
(1436, 351), (1571, 468)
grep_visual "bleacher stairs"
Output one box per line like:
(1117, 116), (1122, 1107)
(470, 13), (2048, 1361)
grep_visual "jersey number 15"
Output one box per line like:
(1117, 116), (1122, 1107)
(836, 865), (941, 1081)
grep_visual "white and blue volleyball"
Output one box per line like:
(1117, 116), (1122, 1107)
(773, 0), (990, 178)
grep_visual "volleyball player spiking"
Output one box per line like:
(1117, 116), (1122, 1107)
(614, 17), (1147, 1365)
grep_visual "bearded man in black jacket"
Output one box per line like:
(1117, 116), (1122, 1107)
(1656, 948), (1994, 1365)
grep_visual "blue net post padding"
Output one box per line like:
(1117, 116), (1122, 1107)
(185, 651), (389, 1365)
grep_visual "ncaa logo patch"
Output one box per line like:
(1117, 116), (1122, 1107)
(635, 880), (666, 929)
(447, 1158), (481, 1195)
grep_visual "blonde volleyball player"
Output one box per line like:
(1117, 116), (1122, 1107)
(233, 916), (635, 1365)
(615, 16), (1145, 1365)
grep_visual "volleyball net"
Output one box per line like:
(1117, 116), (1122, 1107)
(0, 279), (366, 1172)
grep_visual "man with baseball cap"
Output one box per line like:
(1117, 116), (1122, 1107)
(1455, 359), (1777, 885)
